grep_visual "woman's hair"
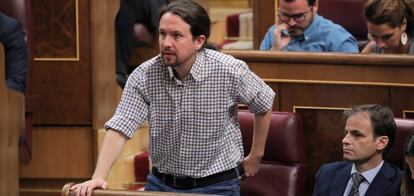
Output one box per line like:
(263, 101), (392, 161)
(364, 0), (414, 36)
(402, 134), (414, 195)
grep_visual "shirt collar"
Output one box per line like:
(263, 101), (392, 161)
(350, 160), (384, 184)
(189, 49), (204, 82)
(300, 13), (321, 42)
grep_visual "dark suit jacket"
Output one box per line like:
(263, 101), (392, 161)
(0, 12), (28, 93)
(312, 161), (402, 196)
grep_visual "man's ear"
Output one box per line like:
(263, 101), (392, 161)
(194, 35), (206, 50)
(376, 136), (389, 151)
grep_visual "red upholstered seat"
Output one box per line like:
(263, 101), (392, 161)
(238, 110), (307, 196)
(318, 0), (367, 41)
(387, 118), (414, 169)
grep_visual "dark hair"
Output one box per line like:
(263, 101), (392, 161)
(402, 135), (414, 195)
(159, 0), (211, 48)
(364, 0), (414, 36)
(281, 0), (317, 6)
(343, 104), (396, 156)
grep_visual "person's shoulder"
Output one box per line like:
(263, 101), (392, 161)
(318, 161), (350, 173)
(0, 12), (19, 32)
(381, 161), (402, 178)
(0, 12), (18, 26)
(130, 54), (163, 76)
(267, 24), (276, 32)
(203, 49), (250, 75)
(317, 15), (351, 34)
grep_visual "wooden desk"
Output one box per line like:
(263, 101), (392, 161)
(0, 44), (25, 195)
(62, 182), (209, 196)
(225, 50), (414, 195)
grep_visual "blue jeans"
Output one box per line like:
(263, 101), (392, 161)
(144, 173), (240, 196)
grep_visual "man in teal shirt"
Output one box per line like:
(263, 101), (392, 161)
(260, 0), (358, 52)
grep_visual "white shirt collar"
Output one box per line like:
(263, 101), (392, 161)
(350, 160), (384, 184)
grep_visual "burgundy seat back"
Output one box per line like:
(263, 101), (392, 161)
(238, 110), (307, 196)
(318, 0), (367, 41)
(386, 118), (414, 169)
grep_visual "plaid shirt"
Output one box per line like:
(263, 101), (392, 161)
(105, 49), (275, 178)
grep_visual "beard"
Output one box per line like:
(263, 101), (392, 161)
(161, 49), (179, 67)
(288, 26), (305, 38)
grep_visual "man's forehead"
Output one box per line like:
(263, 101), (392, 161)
(159, 13), (191, 30)
(279, 0), (310, 13)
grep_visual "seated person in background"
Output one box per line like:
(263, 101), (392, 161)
(0, 12), (28, 93)
(402, 134), (414, 196)
(313, 104), (401, 196)
(362, 0), (414, 54)
(71, 0), (275, 195)
(115, 0), (167, 88)
(260, 0), (358, 52)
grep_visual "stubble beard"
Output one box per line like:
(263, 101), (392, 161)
(161, 54), (179, 67)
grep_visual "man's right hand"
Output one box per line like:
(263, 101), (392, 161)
(70, 178), (108, 196)
(272, 23), (291, 50)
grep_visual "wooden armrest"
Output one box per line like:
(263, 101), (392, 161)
(62, 182), (208, 196)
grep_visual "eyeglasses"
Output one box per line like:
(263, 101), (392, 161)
(278, 7), (313, 23)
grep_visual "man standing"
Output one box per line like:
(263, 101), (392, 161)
(260, 0), (358, 52)
(72, 0), (275, 196)
(313, 104), (401, 196)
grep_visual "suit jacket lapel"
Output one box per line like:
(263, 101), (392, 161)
(330, 163), (352, 196)
(365, 162), (394, 196)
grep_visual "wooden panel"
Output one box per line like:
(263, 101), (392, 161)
(0, 44), (24, 196)
(0, 44), (25, 196)
(253, 0), (275, 49)
(404, 111), (414, 119)
(33, 0), (77, 59)
(19, 127), (94, 178)
(226, 51), (414, 85)
(278, 84), (390, 111)
(206, 0), (250, 8)
(295, 108), (346, 196)
(20, 189), (61, 196)
(32, 0), (91, 125)
(90, 0), (122, 130)
(390, 87), (414, 118)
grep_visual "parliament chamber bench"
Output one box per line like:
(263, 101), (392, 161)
(20, 50), (414, 196)
(0, 44), (25, 195)
(60, 110), (307, 196)
(119, 50), (414, 196)
(224, 50), (414, 195)
(59, 109), (414, 196)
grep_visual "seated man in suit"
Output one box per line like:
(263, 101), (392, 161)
(260, 0), (358, 52)
(313, 104), (401, 196)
